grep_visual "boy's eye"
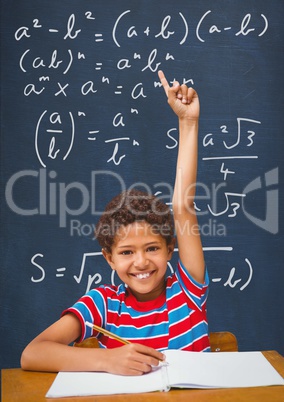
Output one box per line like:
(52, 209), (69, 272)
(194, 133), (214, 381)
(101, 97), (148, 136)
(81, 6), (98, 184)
(147, 246), (159, 252)
(121, 250), (132, 255)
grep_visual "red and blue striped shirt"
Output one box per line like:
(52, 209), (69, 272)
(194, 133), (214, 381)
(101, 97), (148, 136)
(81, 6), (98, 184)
(64, 260), (210, 352)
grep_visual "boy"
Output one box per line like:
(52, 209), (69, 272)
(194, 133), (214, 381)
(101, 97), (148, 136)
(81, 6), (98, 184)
(21, 71), (209, 376)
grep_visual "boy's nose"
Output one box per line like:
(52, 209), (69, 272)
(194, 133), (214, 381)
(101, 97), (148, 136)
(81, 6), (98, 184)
(133, 252), (149, 268)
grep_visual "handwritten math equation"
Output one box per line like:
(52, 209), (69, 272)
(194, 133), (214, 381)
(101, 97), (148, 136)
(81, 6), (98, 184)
(13, 7), (268, 167)
(33, 110), (261, 170)
(30, 248), (253, 294)
(15, 9), (269, 47)
(201, 116), (261, 182)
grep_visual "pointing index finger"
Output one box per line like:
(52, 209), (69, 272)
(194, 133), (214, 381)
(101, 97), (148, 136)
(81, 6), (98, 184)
(158, 70), (170, 97)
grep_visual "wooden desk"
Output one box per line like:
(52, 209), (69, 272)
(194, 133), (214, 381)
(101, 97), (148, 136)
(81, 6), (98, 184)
(2, 351), (284, 402)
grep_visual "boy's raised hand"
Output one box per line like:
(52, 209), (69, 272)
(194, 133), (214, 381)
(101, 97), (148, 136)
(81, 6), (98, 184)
(158, 70), (199, 122)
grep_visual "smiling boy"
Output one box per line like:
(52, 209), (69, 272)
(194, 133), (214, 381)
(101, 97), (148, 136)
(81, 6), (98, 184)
(21, 70), (210, 376)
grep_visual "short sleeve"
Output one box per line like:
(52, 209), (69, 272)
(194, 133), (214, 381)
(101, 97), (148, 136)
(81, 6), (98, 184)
(175, 260), (209, 311)
(62, 288), (107, 343)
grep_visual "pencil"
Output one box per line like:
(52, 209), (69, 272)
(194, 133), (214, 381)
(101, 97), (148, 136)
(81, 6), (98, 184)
(85, 321), (131, 345)
(85, 321), (168, 365)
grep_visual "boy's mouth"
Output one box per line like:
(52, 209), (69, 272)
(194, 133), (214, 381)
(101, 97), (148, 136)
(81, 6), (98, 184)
(131, 271), (155, 280)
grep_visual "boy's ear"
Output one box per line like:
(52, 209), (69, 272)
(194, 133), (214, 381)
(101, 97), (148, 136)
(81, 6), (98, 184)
(102, 248), (116, 270)
(167, 238), (176, 260)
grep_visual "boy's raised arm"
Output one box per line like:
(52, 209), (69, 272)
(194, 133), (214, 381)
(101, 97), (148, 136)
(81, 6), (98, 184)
(158, 70), (205, 283)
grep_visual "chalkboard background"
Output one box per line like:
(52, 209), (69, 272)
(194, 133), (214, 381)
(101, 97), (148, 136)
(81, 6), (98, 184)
(1, 0), (283, 369)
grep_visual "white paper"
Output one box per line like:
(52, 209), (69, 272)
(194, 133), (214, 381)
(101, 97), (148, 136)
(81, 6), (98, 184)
(45, 351), (284, 398)
(165, 350), (284, 388)
(46, 366), (166, 397)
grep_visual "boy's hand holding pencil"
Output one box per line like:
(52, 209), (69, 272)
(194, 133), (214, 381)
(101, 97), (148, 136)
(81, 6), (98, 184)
(85, 322), (167, 373)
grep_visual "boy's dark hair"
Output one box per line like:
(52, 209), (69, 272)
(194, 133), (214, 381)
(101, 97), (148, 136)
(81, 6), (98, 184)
(95, 189), (174, 253)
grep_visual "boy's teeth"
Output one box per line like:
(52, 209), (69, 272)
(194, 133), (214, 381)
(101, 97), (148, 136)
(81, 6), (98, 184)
(136, 272), (150, 279)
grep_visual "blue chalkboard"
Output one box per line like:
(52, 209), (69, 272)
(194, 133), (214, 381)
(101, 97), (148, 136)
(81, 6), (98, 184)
(1, 0), (284, 369)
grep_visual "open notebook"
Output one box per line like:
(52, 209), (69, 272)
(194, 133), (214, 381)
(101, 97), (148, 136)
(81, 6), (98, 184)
(46, 350), (284, 397)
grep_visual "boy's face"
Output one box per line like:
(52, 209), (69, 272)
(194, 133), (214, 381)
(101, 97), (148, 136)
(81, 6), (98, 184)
(102, 221), (175, 302)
